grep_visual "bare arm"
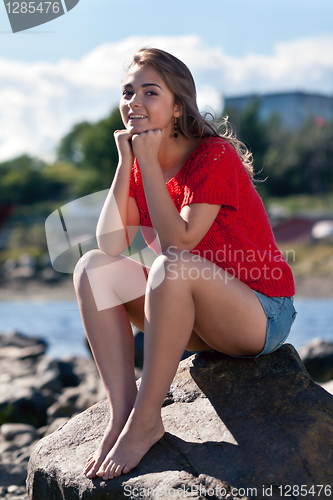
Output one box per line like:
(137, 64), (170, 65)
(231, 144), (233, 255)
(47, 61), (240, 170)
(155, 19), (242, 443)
(96, 130), (140, 256)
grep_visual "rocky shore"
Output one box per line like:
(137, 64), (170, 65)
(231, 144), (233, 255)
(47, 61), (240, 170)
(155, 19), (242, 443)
(0, 331), (105, 500)
(1, 331), (333, 499)
(27, 344), (333, 499)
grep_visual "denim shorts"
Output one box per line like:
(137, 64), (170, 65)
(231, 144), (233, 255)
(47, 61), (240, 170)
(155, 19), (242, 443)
(241, 291), (298, 358)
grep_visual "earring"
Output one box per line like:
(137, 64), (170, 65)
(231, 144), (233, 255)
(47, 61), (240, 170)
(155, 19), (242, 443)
(174, 118), (178, 138)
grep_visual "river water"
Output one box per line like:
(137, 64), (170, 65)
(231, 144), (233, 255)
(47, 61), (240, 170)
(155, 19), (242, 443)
(0, 299), (332, 359)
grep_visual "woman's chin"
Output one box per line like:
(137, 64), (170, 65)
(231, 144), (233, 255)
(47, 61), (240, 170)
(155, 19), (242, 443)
(127, 124), (151, 134)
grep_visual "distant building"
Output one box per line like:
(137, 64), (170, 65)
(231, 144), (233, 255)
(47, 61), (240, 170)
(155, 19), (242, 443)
(224, 92), (333, 130)
(272, 217), (315, 244)
(272, 215), (333, 244)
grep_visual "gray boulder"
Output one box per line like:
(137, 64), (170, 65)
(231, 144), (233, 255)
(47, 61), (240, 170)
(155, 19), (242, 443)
(0, 331), (47, 353)
(298, 337), (333, 382)
(27, 344), (333, 500)
(0, 383), (48, 428)
(36, 357), (80, 392)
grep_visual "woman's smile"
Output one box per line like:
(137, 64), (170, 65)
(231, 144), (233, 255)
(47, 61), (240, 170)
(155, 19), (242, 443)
(128, 114), (148, 122)
(120, 64), (179, 135)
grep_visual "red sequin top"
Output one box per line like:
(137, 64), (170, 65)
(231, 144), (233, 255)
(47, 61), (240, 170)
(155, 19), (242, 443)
(129, 136), (295, 297)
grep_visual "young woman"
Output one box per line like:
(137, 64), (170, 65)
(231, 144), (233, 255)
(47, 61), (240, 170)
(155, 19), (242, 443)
(74, 48), (296, 481)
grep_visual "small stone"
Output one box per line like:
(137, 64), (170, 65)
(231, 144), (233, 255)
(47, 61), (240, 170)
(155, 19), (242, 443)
(0, 383), (49, 428)
(36, 426), (48, 438)
(0, 330), (47, 351)
(7, 485), (20, 493)
(1, 424), (36, 442)
(13, 448), (33, 464)
(5, 496), (28, 500)
(320, 379), (333, 395)
(0, 345), (46, 361)
(299, 337), (333, 382)
(12, 432), (36, 448)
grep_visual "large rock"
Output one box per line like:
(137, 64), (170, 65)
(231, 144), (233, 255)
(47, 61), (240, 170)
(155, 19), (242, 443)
(27, 345), (333, 500)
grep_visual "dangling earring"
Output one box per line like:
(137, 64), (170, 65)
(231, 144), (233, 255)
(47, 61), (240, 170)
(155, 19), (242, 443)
(174, 118), (178, 138)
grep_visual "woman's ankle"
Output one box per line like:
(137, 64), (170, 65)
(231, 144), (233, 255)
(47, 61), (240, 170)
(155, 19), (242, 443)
(129, 407), (163, 428)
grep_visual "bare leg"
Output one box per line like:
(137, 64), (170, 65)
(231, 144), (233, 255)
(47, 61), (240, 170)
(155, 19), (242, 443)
(95, 249), (267, 479)
(73, 250), (147, 479)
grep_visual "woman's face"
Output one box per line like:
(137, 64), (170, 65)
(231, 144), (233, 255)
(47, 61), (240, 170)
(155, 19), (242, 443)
(119, 64), (179, 136)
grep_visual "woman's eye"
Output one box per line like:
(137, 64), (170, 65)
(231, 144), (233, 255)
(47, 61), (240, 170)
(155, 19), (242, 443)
(123, 90), (133, 98)
(146, 91), (157, 96)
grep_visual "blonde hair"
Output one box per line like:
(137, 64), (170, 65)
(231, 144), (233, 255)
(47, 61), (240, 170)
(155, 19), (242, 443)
(128, 48), (254, 179)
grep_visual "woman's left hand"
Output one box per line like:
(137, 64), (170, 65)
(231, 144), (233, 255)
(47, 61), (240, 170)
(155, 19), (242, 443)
(131, 129), (163, 169)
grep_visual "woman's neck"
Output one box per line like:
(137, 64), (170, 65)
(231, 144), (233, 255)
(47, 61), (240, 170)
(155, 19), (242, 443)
(158, 135), (201, 182)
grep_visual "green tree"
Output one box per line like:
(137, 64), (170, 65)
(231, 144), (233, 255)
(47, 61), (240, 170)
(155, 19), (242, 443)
(263, 119), (333, 196)
(80, 107), (123, 174)
(55, 108), (124, 196)
(0, 155), (59, 204)
(224, 99), (269, 173)
(57, 121), (93, 164)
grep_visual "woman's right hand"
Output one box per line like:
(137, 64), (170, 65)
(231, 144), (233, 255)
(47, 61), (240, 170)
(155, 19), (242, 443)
(114, 129), (134, 165)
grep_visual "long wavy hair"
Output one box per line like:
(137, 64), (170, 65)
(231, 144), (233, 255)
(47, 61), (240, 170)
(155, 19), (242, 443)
(127, 48), (254, 179)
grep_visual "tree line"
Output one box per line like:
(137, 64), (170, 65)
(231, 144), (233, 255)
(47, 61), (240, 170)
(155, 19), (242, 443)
(0, 103), (332, 207)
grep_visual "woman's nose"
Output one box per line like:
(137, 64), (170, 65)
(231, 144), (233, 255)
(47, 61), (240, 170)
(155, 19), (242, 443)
(128, 92), (142, 107)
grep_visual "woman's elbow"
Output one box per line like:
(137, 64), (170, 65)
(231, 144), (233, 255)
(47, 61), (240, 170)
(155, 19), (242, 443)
(96, 233), (126, 257)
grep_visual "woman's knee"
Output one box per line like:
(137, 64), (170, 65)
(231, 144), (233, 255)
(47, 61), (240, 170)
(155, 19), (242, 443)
(148, 248), (193, 289)
(73, 249), (120, 291)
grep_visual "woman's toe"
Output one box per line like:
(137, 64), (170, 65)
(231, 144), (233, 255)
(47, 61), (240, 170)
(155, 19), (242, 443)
(84, 457), (94, 470)
(122, 464), (132, 474)
(110, 462), (119, 479)
(114, 464), (124, 477)
(96, 466), (104, 477)
(102, 464), (111, 480)
(86, 466), (97, 478)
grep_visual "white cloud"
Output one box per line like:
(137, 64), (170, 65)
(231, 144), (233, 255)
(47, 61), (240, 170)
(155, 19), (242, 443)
(0, 34), (332, 162)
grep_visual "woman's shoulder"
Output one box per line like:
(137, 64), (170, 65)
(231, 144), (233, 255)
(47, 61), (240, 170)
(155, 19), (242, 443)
(190, 136), (241, 167)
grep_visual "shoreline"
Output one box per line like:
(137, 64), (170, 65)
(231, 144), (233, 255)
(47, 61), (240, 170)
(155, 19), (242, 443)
(0, 274), (333, 301)
(0, 278), (77, 301)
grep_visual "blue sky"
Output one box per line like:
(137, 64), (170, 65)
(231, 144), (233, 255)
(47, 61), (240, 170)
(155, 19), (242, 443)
(0, 0), (333, 161)
(1, 0), (333, 61)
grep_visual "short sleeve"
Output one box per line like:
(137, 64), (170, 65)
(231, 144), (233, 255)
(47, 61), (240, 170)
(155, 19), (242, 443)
(129, 165), (136, 199)
(182, 140), (240, 212)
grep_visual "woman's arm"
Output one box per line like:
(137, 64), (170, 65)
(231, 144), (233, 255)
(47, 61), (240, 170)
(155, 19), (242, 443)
(96, 130), (140, 256)
(142, 169), (220, 252)
(132, 130), (221, 252)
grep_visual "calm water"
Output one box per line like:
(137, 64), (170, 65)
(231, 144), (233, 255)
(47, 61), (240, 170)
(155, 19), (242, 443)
(0, 299), (332, 359)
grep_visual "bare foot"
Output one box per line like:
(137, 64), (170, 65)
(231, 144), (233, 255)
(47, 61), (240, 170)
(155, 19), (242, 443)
(95, 409), (165, 480)
(83, 420), (125, 479)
